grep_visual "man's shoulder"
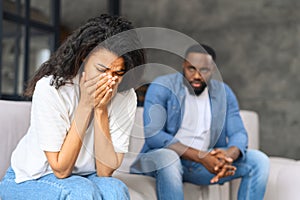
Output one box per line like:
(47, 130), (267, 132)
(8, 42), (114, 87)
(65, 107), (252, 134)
(209, 80), (233, 93)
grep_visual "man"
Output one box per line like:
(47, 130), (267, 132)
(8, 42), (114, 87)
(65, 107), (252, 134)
(130, 44), (269, 200)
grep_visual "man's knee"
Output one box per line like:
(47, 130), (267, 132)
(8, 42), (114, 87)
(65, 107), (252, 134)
(247, 150), (269, 164)
(246, 149), (270, 174)
(150, 148), (181, 169)
(135, 148), (182, 174)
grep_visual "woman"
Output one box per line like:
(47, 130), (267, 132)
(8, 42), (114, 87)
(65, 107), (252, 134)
(0, 14), (145, 199)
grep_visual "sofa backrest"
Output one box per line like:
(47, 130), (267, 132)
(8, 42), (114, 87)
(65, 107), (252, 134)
(239, 110), (259, 149)
(0, 101), (259, 177)
(128, 108), (259, 153)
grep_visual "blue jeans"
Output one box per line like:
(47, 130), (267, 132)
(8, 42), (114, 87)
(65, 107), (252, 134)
(131, 148), (270, 200)
(0, 167), (129, 200)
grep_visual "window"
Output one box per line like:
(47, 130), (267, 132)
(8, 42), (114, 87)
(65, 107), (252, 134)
(0, 0), (60, 100)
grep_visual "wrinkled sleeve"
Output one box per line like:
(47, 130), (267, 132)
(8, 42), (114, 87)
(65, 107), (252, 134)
(225, 85), (248, 159)
(143, 82), (179, 149)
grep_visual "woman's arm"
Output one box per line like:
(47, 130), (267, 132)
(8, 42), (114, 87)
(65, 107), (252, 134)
(93, 75), (124, 176)
(44, 73), (99, 178)
(45, 104), (92, 178)
(94, 108), (124, 176)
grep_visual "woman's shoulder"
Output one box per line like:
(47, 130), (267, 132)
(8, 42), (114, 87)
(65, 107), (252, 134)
(34, 75), (78, 96)
(36, 75), (52, 86)
(34, 76), (56, 95)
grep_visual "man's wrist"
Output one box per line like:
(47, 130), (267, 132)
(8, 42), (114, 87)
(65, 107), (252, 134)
(226, 146), (241, 161)
(197, 150), (209, 164)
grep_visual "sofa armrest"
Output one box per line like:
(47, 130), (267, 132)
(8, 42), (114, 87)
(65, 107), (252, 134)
(240, 110), (259, 149)
(0, 100), (31, 178)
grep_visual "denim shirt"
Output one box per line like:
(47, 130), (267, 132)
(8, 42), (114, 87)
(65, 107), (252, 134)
(137, 73), (248, 160)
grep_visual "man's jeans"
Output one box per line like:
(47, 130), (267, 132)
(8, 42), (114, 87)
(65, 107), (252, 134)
(131, 148), (270, 200)
(0, 167), (130, 200)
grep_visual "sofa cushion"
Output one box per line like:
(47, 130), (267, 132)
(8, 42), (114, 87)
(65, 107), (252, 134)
(113, 170), (230, 200)
(264, 157), (300, 200)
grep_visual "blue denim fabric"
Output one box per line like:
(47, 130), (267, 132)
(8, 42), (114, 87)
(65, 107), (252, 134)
(0, 167), (129, 200)
(131, 148), (269, 200)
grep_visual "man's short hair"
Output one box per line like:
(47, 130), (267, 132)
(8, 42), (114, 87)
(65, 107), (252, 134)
(185, 44), (216, 61)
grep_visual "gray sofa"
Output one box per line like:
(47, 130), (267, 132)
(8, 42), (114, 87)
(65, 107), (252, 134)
(1, 100), (300, 200)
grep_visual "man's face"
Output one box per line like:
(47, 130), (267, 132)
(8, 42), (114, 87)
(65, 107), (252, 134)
(183, 52), (214, 95)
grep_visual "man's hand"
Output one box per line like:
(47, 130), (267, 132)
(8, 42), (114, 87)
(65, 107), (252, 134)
(210, 163), (236, 183)
(208, 147), (240, 183)
(209, 149), (233, 172)
(199, 151), (235, 177)
(168, 143), (240, 183)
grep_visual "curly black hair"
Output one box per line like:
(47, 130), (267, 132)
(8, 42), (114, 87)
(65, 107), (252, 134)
(24, 14), (145, 96)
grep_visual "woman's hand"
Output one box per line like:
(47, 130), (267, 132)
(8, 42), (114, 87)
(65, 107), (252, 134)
(94, 74), (119, 109)
(79, 71), (120, 110)
(79, 72), (104, 110)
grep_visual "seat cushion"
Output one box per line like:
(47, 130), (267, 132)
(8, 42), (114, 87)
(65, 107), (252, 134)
(265, 157), (300, 200)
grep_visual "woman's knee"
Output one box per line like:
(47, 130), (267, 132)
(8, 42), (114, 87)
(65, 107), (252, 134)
(90, 177), (129, 200)
(39, 175), (101, 200)
(104, 177), (128, 190)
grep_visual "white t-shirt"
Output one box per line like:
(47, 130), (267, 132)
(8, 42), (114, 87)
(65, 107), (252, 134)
(11, 75), (137, 183)
(175, 87), (211, 151)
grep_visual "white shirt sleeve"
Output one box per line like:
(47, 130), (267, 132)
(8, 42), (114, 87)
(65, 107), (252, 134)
(31, 77), (70, 152)
(109, 89), (137, 153)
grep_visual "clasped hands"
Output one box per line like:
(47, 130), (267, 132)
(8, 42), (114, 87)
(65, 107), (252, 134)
(79, 72), (119, 110)
(199, 148), (237, 184)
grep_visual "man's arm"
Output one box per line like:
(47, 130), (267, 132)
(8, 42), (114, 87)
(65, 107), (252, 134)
(143, 82), (181, 149)
(224, 84), (248, 159)
(168, 142), (236, 178)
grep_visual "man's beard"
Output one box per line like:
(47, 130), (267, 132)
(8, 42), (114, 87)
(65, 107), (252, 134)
(183, 77), (207, 96)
